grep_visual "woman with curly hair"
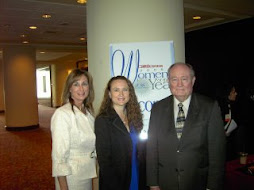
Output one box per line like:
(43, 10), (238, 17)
(95, 76), (148, 190)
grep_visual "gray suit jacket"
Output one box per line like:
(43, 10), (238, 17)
(146, 93), (226, 190)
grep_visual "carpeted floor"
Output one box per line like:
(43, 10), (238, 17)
(0, 105), (56, 190)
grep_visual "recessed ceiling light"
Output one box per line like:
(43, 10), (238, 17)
(40, 51), (46, 54)
(20, 34), (26, 38)
(22, 41), (29, 44)
(29, 26), (37, 29)
(77, 0), (87, 4)
(80, 37), (86, 41)
(193, 16), (201, 20)
(42, 14), (51, 19)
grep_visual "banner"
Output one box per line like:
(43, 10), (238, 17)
(109, 41), (175, 139)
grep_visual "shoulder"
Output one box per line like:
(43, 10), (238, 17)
(95, 114), (107, 123)
(192, 93), (216, 104)
(191, 93), (219, 111)
(95, 112), (116, 124)
(51, 104), (73, 130)
(94, 114), (113, 134)
(153, 95), (172, 108)
(52, 103), (74, 117)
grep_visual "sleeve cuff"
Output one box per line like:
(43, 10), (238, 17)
(52, 162), (72, 177)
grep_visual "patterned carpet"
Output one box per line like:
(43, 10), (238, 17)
(0, 105), (56, 190)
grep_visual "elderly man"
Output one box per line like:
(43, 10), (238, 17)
(146, 62), (226, 190)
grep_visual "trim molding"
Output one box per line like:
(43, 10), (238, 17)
(5, 124), (39, 131)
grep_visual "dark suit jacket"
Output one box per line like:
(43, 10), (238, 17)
(95, 110), (148, 190)
(146, 93), (226, 190)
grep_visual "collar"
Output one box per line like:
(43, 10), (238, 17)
(173, 95), (191, 110)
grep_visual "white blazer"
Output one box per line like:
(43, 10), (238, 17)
(51, 103), (97, 180)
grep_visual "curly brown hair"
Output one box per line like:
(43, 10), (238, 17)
(62, 68), (94, 115)
(98, 76), (143, 132)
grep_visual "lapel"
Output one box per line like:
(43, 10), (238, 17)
(161, 96), (179, 145)
(110, 110), (130, 136)
(179, 93), (200, 144)
(73, 106), (95, 133)
(167, 96), (177, 131)
(170, 96), (181, 146)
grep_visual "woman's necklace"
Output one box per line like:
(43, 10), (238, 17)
(122, 115), (127, 125)
(120, 114), (129, 131)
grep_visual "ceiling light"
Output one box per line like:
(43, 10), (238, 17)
(29, 26), (37, 29)
(22, 41), (29, 44)
(40, 51), (46, 54)
(68, 70), (72, 75)
(20, 34), (26, 38)
(80, 37), (86, 41)
(193, 16), (201, 20)
(77, 0), (87, 4)
(42, 14), (51, 19)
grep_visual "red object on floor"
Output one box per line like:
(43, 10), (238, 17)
(225, 154), (254, 190)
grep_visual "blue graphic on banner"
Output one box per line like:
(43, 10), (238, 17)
(110, 49), (140, 83)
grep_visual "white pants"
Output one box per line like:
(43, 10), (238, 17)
(55, 177), (92, 190)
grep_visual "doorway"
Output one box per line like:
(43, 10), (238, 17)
(36, 66), (52, 107)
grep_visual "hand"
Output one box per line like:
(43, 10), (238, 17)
(150, 186), (160, 190)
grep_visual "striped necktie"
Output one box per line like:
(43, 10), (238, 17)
(176, 103), (185, 139)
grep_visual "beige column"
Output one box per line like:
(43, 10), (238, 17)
(3, 46), (39, 130)
(87, 0), (185, 113)
(0, 59), (4, 112)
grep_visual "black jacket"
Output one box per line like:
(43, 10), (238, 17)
(95, 110), (148, 190)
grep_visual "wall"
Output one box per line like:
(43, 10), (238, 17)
(37, 52), (86, 108)
(185, 17), (254, 99)
(51, 60), (76, 108)
(185, 17), (254, 154)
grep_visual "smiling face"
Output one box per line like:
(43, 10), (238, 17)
(169, 64), (196, 102)
(109, 79), (130, 109)
(69, 75), (89, 107)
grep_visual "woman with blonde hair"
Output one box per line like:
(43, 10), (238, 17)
(95, 76), (148, 190)
(51, 69), (97, 190)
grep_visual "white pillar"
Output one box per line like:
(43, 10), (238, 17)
(3, 46), (39, 130)
(87, 0), (185, 113)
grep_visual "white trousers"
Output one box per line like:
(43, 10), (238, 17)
(55, 176), (92, 190)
